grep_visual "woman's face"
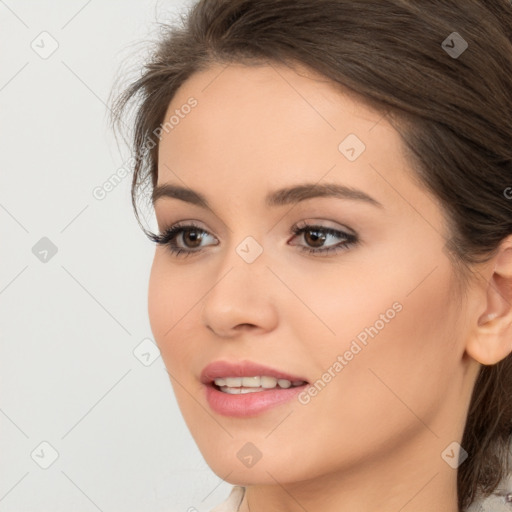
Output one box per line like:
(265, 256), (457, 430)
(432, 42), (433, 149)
(148, 62), (479, 495)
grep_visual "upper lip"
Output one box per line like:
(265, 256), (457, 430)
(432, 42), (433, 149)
(200, 360), (309, 384)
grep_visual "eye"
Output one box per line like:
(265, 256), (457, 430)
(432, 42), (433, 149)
(289, 222), (358, 256)
(147, 221), (359, 258)
(147, 221), (217, 258)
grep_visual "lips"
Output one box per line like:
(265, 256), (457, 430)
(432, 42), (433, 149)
(200, 360), (309, 385)
(201, 359), (310, 417)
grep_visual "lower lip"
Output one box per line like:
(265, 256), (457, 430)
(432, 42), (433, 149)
(204, 382), (308, 417)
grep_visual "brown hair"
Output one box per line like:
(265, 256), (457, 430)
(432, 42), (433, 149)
(109, 1), (512, 510)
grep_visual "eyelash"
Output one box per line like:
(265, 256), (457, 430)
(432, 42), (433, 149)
(148, 221), (358, 258)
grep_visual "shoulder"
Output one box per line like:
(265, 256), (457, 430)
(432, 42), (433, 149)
(209, 486), (245, 512)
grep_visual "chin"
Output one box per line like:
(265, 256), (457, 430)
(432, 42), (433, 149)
(201, 445), (305, 486)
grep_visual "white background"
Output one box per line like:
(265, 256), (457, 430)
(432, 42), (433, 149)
(0, 1), (232, 510)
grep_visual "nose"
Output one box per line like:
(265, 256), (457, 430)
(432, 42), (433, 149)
(200, 247), (279, 338)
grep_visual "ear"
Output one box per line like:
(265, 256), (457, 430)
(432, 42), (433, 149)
(465, 235), (512, 366)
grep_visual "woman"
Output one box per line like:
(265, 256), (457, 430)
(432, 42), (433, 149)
(109, 1), (512, 510)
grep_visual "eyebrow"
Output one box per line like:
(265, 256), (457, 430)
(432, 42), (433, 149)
(152, 182), (384, 209)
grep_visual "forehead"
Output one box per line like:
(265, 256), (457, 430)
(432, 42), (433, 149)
(158, 62), (399, 182)
(164, 61), (387, 141)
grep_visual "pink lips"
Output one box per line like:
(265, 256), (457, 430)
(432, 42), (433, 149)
(200, 360), (308, 384)
(200, 360), (309, 418)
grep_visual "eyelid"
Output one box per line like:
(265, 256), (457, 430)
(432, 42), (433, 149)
(152, 217), (357, 243)
(150, 218), (359, 259)
(156, 216), (354, 236)
(293, 218), (357, 234)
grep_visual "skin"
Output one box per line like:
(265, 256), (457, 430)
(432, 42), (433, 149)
(147, 61), (512, 512)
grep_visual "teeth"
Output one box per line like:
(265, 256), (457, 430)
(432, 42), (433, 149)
(261, 376), (277, 388)
(213, 376), (306, 390)
(225, 377), (242, 387)
(220, 387), (264, 394)
(242, 376), (261, 387)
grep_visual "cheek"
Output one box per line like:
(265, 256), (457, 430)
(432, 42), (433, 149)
(147, 256), (202, 415)
(281, 260), (404, 366)
(314, 258), (460, 434)
(147, 256), (168, 340)
(147, 254), (188, 360)
(147, 253), (209, 380)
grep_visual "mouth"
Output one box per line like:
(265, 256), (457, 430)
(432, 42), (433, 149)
(210, 376), (308, 394)
(200, 360), (310, 417)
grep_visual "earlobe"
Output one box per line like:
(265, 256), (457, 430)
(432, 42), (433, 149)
(466, 237), (512, 366)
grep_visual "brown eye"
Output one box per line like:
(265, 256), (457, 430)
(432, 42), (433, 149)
(180, 229), (205, 249)
(303, 229), (327, 248)
(290, 223), (358, 256)
(148, 222), (217, 258)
